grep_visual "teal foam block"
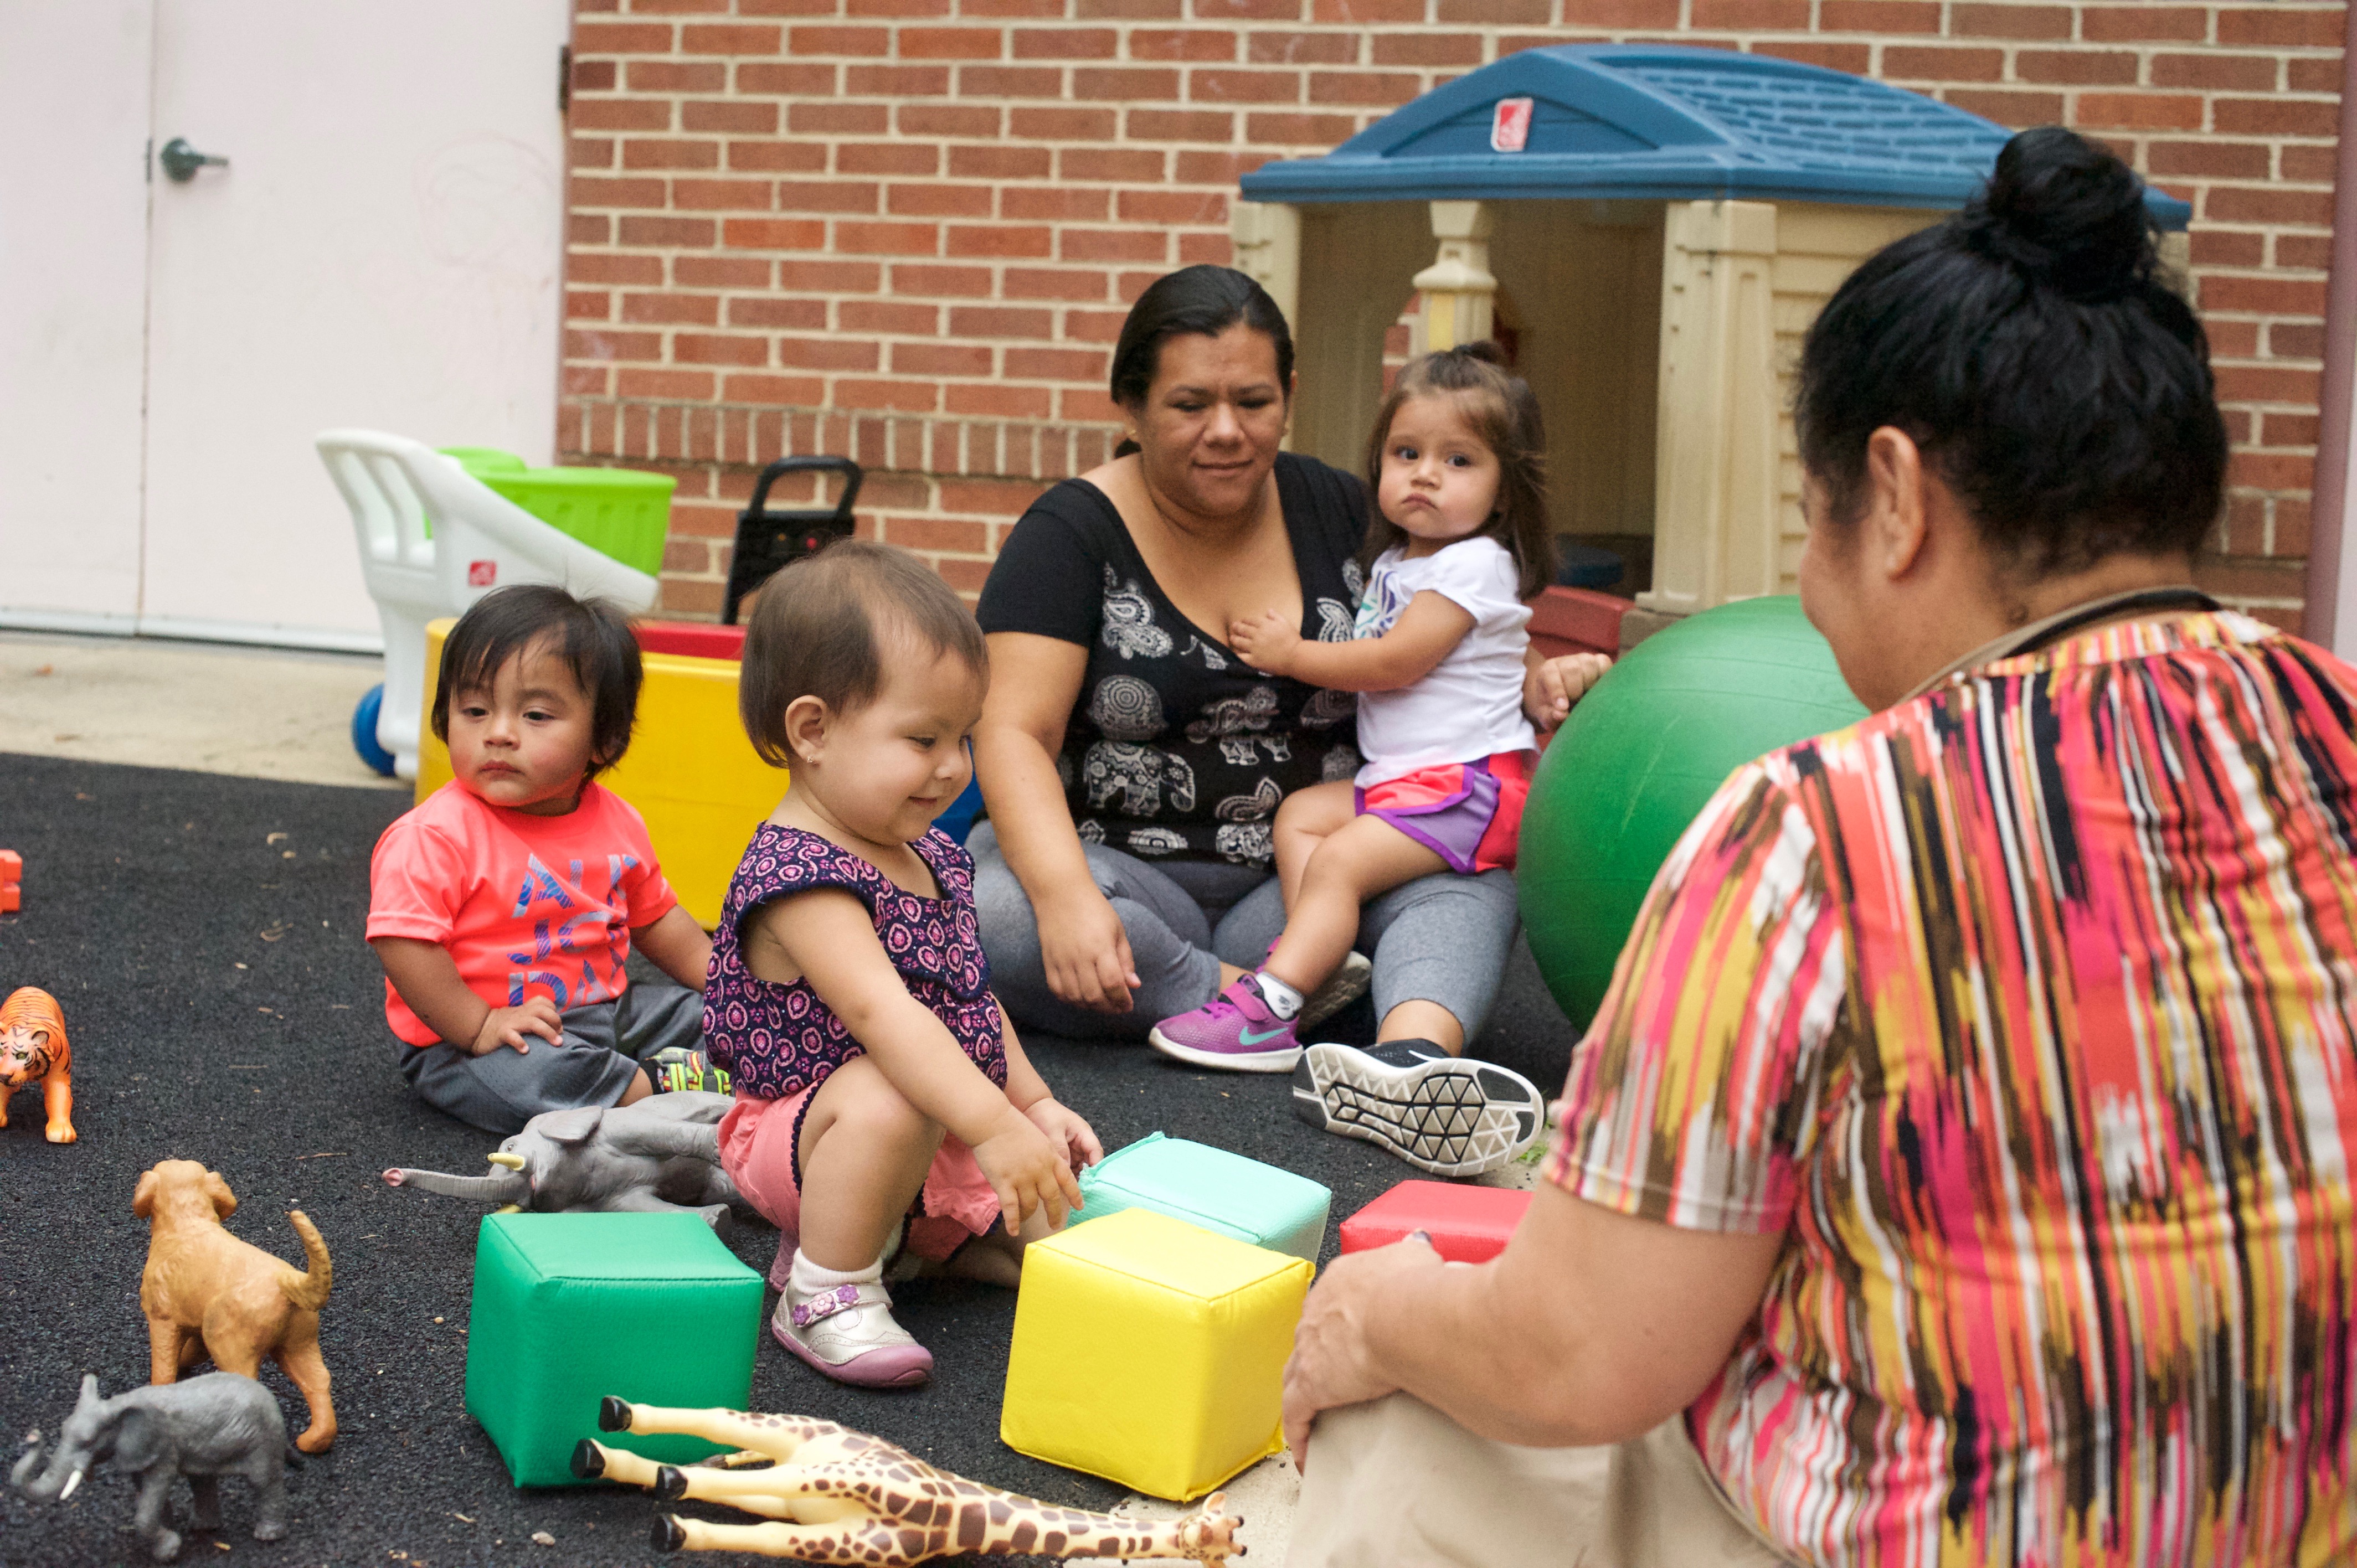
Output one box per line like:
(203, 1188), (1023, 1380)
(1071, 1133), (1332, 1261)
(464, 1213), (763, 1487)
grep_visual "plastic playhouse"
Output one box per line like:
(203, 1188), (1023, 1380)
(1232, 44), (2192, 636)
(315, 431), (673, 781)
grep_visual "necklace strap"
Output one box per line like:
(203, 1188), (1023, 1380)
(1900, 585), (2220, 703)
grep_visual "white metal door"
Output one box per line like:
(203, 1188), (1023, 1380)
(0, 0), (155, 630)
(138, 0), (570, 649)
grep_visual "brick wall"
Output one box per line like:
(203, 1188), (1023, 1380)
(562, 0), (2348, 623)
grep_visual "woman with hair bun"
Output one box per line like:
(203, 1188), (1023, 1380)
(1283, 126), (2357, 1566)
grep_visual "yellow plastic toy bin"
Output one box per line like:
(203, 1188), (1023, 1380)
(415, 618), (782, 929)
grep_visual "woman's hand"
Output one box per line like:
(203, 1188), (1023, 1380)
(1022, 1096), (1105, 1175)
(1282, 1232), (1443, 1472)
(1523, 651), (1612, 731)
(1038, 885), (1143, 1014)
(971, 1107), (1087, 1235)
(1229, 608), (1303, 677)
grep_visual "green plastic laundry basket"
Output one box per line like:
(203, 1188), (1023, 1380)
(440, 446), (529, 477)
(434, 448), (676, 577)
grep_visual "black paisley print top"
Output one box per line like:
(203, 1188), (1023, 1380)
(976, 453), (1368, 869)
(701, 824), (1005, 1101)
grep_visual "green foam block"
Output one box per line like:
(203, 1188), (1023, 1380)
(1071, 1133), (1332, 1261)
(464, 1213), (761, 1487)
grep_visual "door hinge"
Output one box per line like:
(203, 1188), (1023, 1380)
(558, 43), (573, 114)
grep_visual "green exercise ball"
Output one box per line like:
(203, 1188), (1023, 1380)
(1520, 595), (1868, 1029)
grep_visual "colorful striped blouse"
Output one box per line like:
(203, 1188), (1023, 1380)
(1547, 612), (2357, 1567)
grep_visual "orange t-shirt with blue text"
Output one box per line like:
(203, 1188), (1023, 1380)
(366, 780), (679, 1045)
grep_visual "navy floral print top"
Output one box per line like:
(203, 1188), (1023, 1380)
(701, 824), (1006, 1102)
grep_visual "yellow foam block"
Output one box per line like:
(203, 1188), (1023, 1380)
(1000, 1207), (1313, 1501)
(417, 618), (783, 928)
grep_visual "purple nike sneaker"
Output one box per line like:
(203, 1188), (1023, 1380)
(1148, 973), (1303, 1073)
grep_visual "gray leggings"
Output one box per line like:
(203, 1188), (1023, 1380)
(967, 821), (1520, 1043)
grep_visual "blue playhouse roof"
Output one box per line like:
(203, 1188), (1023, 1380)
(1239, 45), (2192, 229)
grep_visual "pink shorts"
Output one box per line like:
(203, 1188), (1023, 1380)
(1355, 749), (1535, 875)
(718, 1083), (1001, 1263)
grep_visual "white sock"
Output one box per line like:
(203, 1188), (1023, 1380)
(1255, 971), (1305, 1020)
(790, 1250), (882, 1294)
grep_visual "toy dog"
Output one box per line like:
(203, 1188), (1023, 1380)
(11, 1373), (294, 1563)
(134, 1161), (337, 1453)
(384, 1090), (743, 1231)
(577, 1398), (1242, 1562)
(0, 985), (73, 1142)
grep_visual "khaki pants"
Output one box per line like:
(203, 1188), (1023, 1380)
(1289, 1394), (1794, 1568)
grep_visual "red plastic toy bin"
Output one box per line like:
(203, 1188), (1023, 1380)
(1336, 1180), (1532, 1265)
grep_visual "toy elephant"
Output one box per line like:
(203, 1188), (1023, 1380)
(11, 1372), (292, 1563)
(384, 1090), (744, 1231)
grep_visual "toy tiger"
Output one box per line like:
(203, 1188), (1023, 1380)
(0, 986), (74, 1142)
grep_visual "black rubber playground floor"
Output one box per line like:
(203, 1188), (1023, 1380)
(0, 751), (1575, 1567)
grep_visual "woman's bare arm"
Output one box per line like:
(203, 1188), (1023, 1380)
(1231, 590), (1475, 692)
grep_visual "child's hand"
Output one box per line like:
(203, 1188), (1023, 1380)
(1229, 608), (1303, 675)
(471, 998), (564, 1056)
(971, 1109), (1085, 1235)
(1022, 1097), (1104, 1174)
(1525, 651), (1612, 731)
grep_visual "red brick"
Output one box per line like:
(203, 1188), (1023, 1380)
(676, 256), (773, 287)
(773, 180), (883, 213)
(1078, 0), (1183, 15)
(673, 177), (779, 210)
(1310, 0), (1421, 20)
(893, 342), (999, 375)
(1062, 146), (1169, 180)
(2017, 50), (2140, 85)
(1126, 107), (1236, 138)
(938, 477), (1049, 515)
(735, 62), (838, 93)
(786, 24), (892, 51)
(2227, 450), (2320, 492)
(1059, 388), (1124, 422)
(676, 333), (772, 366)
(619, 368), (717, 399)
(2081, 4), (2208, 42)
(1133, 27), (1241, 58)
(946, 223), (1055, 255)
(729, 141), (830, 172)
(945, 305), (1052, 337)
(892, 262), (996, 295)
(2075, 92), (2204, 131)
(574, 176), (671, 207)
(1951, 2), (2071, 39)
(889, 182), (996, 216)
(628, 60), (728, 91)
(1005, 346), (1109, 379)
(1177, 230), (1232, 264)
(849, 0), (953, 13)
(571, 137), (617, 171)
(575, 99), (673, 132)
(1434, 0), (1544, 20)
(1076, 66), (1184, 98)
(840, 301), (941, 333)
(846, 64), (954, 94)
(1061, 226), (1172, 261)
(780, 258), (884, 292)
(729, 297), (829, 328)
(2277, 234), (2334, 271)
(1246, 110), (1358, 142)
(620, 215), (717, 246)
(1005, 185), (1114, 219)
(948, 144), (1047, 179)
(907, 24), (1010, 55)
(1689, 0), (1807, 25)
(572, 58), (619, 91)
(1308, 71), (1419, 106)
(2215, 6), (2344, 48)
(1119, 187), (1228, 223)
(2205, 187), (2335, 228)
(779, 337), (882, 370)
(680, 100), (778, 136)
(624, 292), (723, 324)
(570, 214), (613, 244)
(722, 216), (828, 249)
(1190, 67), (1303, 100)
(2283, 145), (2340, 182)
(576, 21), (675, 52)
(836, 220), (940, 254)
(960, 64), (1066, 94)
(2289, 58), (2343, 91)
(1193, 0), (1304, 17)
(903, 104), (1005, 135)
(946, 382), (1055, 416)
(2213, 96), (2341, 138)
(790, 102), (892, 133)
(568, 328), (663, 361)
(1371, 32), (1479, 64)
(2147, 138), (2273, 179)
(1013, 26), (1120, 55)
(1253, 29), (1361, 62)
(835, 379), (942, 410)
(2193, 555), (2307, 598)
(1753, 40), (1871, 73)
(2204, 319), (2261, 357)
(567, 289), (612, 318)
(2274, 498), (2315, 554)
(2188, 230), (2266, 267)
(1818, 0), (1938, 31)
(881, 516), (995, 555)
(2261, 411), (2323, 449)
(1010, 106), (1120, 137)
(2150, 51), (2279, 91)
(573, 253), (667, 286)
(1005, 266), (1113, 300)
(2214, 363), (2324, 403)
(721, 372), (828, 403)
(841, 142), (941, 176)
(1942, 88), (2066, 125)
(1174, 149), (1274, 183)
(1882, 45), (2005, 80)
(625, 139), (722, 171)
(682, 22), (784, 53)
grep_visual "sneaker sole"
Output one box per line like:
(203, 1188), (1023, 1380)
(1297, 952), (1373, 1031)
(1291, 1044), (1544, 1178)
(1147, 1027), (1301, 1074)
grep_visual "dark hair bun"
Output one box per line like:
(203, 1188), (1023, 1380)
(1963, 125), (2155, 300)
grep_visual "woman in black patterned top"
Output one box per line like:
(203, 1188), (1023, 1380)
(973, 268), (1592, 1162)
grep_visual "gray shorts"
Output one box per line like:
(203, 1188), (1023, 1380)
(394, 980), (705, 1135)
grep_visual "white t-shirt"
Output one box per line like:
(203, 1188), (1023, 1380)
(1351, 535), (1535, 787)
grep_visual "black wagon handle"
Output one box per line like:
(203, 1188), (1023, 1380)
(723, 456), (866, 625)
(743, 455), (862, 522)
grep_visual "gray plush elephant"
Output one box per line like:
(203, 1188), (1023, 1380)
(11, 1372), (291, 1562)
(383, 1090), (744, 1231)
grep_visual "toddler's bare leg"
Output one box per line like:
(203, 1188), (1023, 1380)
(1263, 815), (1444, 999)
(794, 1057), (944, 1272)
(1274, 781), (1359, 912)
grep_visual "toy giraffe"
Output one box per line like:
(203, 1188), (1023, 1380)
(574, 1397), (1244, 1563)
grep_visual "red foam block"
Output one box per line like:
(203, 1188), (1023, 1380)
(1337, 1180), (1532, 1265)
(633, 621), (747, 662)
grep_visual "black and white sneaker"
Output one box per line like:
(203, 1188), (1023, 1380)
(1291, 1039), (1546, 1178)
